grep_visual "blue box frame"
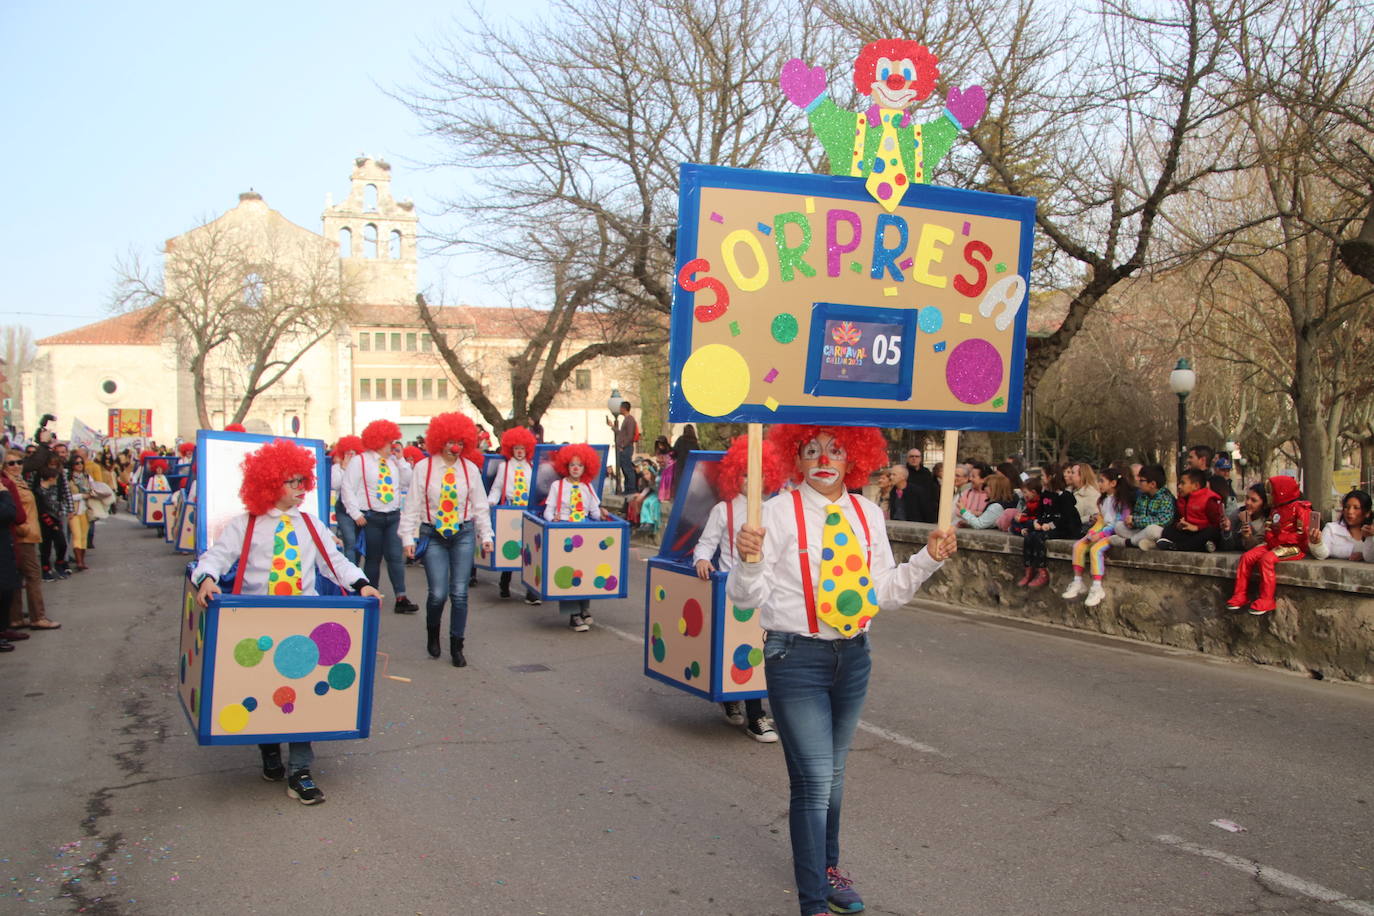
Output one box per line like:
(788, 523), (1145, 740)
(178, 592), (380, 746)
(669, 162), (1036, 431)
(520, 510), (631, 602)
(802, 302), (917, 401)
(194, 430), (329, 556)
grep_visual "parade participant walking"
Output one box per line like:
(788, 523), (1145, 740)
(342, 420), (418, 614)
(693, 434), (786, 741)
(543, 444), (609, 632)
(330, 436), (365, 563)
(487, 426), (539, 604)
(729, 424), (956, 916)
(399, 412), (493, 666)
(191, 439), (380, 805)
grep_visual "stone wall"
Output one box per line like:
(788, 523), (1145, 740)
(886, 522), (1374, 684)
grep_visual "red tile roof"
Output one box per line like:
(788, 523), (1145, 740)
(36, 306), (164, 346)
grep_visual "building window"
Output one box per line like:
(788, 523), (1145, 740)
(374, 332), (385, 350)
(437, 378), (447, 400)
(389, 230), (402, 259)
(421, 333), (432, 352)
(359, 333), (370, 351)
(363, 223), (378, 258)
(375, 378), (385, 398)
(364, 183), (378, 212)
(338, 227), (352, 258)
(391, 379), (402, 400)
(359, 379), (371, 400)
(243, 272), (265, 307)
(575, 368), (592, 390)
(422, 378), (433, 399)
(406, 332), (417, 351)
(390, 332), (401, 351)
(406, 378), (417, 400)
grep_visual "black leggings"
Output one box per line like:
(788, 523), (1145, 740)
(40, 522), (67, 572)
(1022, 530), (1048, 568)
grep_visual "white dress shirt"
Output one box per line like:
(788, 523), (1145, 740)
(191, 507), (367, 595)
(693, 494), (747, 572)
(487, 458), (534, 505)
(398, 456), (494, 548)
(543, 477), (602, 522)
(727, 483), (944, 640)
(1310, 522), (1373, 561)
(341, 451), (412, 520)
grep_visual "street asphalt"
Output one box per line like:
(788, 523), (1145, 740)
(2, 510), (1371, 915)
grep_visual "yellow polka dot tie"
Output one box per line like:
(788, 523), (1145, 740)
(512, 467), (528, 507)
(858, 111), (921, 213)
(816, 504), (879, 634)
(436, 467), (459, 536)
(268, 516), (303, 596)
(377, 458), (395, 504)
(569, 483), (586, 522)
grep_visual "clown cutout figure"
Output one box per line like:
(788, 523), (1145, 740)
(780, 39), (987, 211)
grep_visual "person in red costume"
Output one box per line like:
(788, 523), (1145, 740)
(1226, 475), (1311, 616)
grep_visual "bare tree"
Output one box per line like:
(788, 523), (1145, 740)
(1, 324), (36, 430)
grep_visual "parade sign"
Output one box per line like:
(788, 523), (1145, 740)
(669, 164), (1035, 431)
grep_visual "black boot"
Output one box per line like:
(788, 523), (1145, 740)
(450, 636), (466, 668)
(426, 626), (441, 659)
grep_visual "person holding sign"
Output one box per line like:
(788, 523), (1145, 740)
(400, 412), (493, 667)
(729, 424), (956, 916)
(191, 439), (380, 805)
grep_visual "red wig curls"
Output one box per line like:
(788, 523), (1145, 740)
(178, 442), (196, 456)
(361, 419), (402, 453)
(767, 425), (890, 490)
(224, 423), (246, 433)
(500, 426), (537, 459)
(716, 434), (789, 501)
(424, 412), (482, 465)
(239, 439), (316, 516)
(552, 443), (600, 479)
(333, 435), (364, 460)
(149, 459), (169, 475)
(852, 39), (939, 100)
(403, 445), (426, 465)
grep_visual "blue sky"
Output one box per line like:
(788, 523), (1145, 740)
(0, 0), (532, 341)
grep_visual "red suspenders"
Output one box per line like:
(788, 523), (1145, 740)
(423, 458), (471, 524)
(790, 490), (872, 635)
(229, 512), (348, 595)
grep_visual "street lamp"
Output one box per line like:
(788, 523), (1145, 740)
(1168, 358), (1197, 479)
(607, 387), (623, 416)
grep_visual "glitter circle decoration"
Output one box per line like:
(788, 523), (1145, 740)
(233, 637), (265, 668)
(679, 599), (704, 638)
(771, 312), (800, 344)
(328, 663), (357, 690)
(218, 703), (249, 733)
(918, 306), (943, 334)
(945, 338), (1004, 405)
(681, 344), (751, 417)
(274, 634), (320, 679)
(310, 622), (351, 666)
(502, 540), (521, 560)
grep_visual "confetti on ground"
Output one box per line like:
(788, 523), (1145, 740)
(995, 262), (1007, 273)
(763, 368), (778, 383)
(849, 261), (863, 273)
(756, 222), (772, 235)
(959, 313), (973, 324)
(764, 397), (779, 411)
(884, 287), (898, 297)
(729, 321), (740, 337)
(804, 197), (815, 213)
(934, 341), (947, 353)
(1211, 819), (1247, 833)
(709, 212), (724, 223)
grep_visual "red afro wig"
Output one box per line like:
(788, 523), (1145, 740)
(500, 426), (537, 459)
(224, 423), (246, 433)
(852, 39), (939, 100)
(715, 434), (789, 501)
(149, 459), (169, 475)
(178, 442), (196, 456)
(239, 439), (316, 516)
(424, 412), (482, 465)
(361, 419), (402, 453)
(767, 425), (890, 490)
(552, 443), (600, 479)
(403, 445), (425, 465)
(332, 435), (364, 460)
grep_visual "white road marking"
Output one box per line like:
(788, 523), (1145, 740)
(1155, 834), (1374, 915)
(857, 720), (943, 755)
(599, 622), (642, 644)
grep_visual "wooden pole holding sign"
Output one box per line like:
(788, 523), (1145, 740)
(937, 430), (960, 532)
(744, 422), (763, 563)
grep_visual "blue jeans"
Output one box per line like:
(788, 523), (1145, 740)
(361, 510), (407, 597)
(763, 631), (872, 916)
(559, 599), (590, 617)
(259, 741), (313, 775)
(336, 498), (359, 563)
(420, 522), (475, 637)
(617, 444), (635, 494)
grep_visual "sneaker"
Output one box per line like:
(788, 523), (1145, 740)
(579, 610), (593, 626)
(499, 588), (511, 599)
(393, 597), (419, 615)
(261, 750), (285, 782)
(570, 616), (589, 632)
(1061, 579), (1086, 600)
(826, 866), (864, 914)
(1248, 601), (1275, 616)
(42, 570), (56, 582)
(524, 595), (542, 606)
(1204, 540), (1217, 553)
(1138, 538), (1157, 551)
(1108, 535), (1126, 548)
(57, 568), (72, 579)
(1084, 582), (1106, 608)
(722, 701), (746, 726)
(746, 717), (779, 743)
(1155, 538), (1175, 550)
(286, 770), (326, 805)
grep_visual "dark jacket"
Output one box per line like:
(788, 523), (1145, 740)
(903, 464), (938, 523)
(0, 488), (20, 590)
(1039, 489), (1083, 539)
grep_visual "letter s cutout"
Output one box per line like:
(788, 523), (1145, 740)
(977, 275), (1026, 332)
(677, 258), (730, 322)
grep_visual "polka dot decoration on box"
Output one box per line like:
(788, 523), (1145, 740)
(650, 622), (666, 662)
(678, 598), (704, 637)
